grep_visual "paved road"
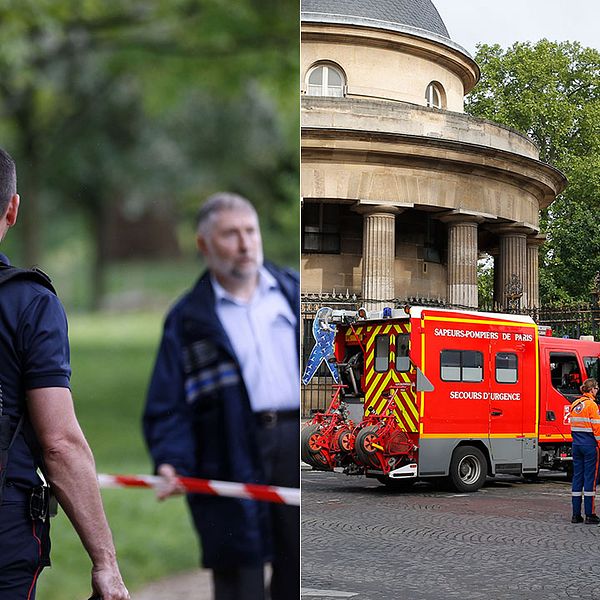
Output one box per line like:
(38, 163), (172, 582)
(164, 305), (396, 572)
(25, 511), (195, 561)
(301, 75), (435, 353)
(132, 569), (212, 600)
(301, 469), (600, 600)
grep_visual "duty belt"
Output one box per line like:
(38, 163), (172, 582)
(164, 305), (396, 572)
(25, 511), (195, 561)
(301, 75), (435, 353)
(2, 482), (56, 521)
(254, 409), (299, 428)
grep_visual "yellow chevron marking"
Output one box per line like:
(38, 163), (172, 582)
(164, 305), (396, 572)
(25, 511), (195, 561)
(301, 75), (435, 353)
(365, 352), (374, 375)
(399, 389), (419, 421)
(359, 320), (418, 430)
(364, 324), (409, 388)
(364, 371), (419, 433)
(365, 325), (381, 351)
(370, 371), (393, 407)
(365, 370), (391, 411)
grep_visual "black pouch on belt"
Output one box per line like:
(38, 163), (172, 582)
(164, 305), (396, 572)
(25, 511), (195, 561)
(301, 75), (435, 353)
(0, 414), (24, 507)
(30, 485), (51, 521)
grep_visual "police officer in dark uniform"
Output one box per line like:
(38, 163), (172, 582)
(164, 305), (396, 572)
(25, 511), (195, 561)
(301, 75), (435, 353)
(0, 148), (130, 600)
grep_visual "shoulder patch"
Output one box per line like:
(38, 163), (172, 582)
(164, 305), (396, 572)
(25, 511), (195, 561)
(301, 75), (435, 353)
(183, 339), (219, 373)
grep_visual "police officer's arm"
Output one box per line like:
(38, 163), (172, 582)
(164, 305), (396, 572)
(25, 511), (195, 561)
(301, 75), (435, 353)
(27, 387), (130, 600)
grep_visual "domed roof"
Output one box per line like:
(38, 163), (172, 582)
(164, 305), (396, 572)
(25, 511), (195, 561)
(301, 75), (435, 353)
(301, 0), (450, 39)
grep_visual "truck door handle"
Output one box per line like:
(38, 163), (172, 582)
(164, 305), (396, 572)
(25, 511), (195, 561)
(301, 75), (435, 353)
(491, 410), (502, 416)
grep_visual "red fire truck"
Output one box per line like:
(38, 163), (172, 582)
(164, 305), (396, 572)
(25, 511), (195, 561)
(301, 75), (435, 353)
(301, 306), (600, 492)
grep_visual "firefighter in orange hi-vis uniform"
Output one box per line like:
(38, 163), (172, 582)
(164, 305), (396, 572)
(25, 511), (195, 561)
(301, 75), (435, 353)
(569, 378), (600, 524)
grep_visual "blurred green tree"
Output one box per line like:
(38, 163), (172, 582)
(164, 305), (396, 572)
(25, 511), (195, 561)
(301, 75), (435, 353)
(0, 0), (299, 307)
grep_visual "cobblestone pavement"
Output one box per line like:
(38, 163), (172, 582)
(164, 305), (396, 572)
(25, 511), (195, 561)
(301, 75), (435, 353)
(301, 470), (600, 600)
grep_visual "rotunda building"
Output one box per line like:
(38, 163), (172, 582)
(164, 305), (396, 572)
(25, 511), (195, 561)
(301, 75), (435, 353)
(300, 0), (566, 312)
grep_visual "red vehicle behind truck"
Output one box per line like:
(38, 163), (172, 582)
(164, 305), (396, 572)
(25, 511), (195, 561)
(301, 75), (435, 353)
(301, 306), (600, 492)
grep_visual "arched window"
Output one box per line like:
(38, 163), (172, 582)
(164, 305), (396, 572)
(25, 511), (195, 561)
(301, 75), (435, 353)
(425, 82), (445, 109)
(307, 64), (345, 97)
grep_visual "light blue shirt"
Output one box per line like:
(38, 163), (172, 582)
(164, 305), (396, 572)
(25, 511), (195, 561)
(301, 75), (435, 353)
(212, 268), (299, 412)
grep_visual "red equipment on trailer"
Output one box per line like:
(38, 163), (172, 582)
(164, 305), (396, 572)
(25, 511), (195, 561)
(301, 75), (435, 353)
(301, 384), (355, 471)
(301, 306), (600, 492)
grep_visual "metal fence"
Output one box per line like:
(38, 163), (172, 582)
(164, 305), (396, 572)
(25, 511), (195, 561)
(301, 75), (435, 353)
(300, 296), (600, 417)
(529, 306), (600, 340)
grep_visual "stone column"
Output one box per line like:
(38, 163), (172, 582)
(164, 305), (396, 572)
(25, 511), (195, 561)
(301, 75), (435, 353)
(440, 215), (483, 309)
(496, 227), (532, 311)
(526, 234), (545, 309)
(358, 206), (399, 311)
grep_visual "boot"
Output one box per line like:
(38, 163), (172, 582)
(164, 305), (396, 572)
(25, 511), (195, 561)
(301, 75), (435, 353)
(571, 514), (584, 523)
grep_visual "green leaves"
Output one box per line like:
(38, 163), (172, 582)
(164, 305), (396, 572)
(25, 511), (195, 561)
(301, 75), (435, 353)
(0, 0), (299, 302)
(467, 40), (600, 303)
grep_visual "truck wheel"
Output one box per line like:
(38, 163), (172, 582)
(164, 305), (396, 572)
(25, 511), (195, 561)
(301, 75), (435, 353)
(354, 425), (381, 469)
(448, 446), (487, 492)
(333, 427), (353, 454)
(301, 424), (329, 470)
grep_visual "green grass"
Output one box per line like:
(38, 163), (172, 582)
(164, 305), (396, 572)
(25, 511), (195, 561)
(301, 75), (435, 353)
(36, 311), (199, 600)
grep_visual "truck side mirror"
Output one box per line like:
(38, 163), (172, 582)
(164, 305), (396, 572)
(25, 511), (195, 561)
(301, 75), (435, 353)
(415, 367), (434, 392)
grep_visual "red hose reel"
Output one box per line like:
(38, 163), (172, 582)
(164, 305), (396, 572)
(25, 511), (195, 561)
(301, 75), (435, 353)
(302, 384), (417, 475)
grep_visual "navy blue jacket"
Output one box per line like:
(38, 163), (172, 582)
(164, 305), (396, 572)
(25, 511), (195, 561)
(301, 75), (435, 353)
(0, 257), (71, 492)
(142, 262), (299, 568)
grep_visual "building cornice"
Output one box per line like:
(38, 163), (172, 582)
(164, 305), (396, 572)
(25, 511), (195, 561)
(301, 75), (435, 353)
(302, 96), (539, 158)
(302, 20), (480, 93)
(302, 126), (566, 208)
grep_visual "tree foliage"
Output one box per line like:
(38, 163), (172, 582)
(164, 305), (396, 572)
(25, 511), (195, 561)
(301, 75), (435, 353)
(477, 256), (494, 309)
(0, 0), (299, 307)
(466, 41), (600, 303)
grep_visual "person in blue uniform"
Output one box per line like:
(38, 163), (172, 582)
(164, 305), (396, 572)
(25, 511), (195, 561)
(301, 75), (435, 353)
(0, 147), (130, 600)
(143, 192), (300, 600)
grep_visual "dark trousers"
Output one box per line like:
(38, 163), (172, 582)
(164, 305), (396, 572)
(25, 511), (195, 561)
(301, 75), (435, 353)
(211, 415), (300, 600)
(260, 415), (300, 600)
(212, 566), (265, 600)
(572, 443), (599, 516)
(0, 498), (50, 600)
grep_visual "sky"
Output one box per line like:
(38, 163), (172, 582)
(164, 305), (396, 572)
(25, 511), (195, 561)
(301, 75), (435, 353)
(432, 0), (599, 56)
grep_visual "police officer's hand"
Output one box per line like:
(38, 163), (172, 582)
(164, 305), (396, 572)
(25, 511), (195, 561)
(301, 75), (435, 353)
(156, 463), (186, 500)
(91, 563), (130, 600)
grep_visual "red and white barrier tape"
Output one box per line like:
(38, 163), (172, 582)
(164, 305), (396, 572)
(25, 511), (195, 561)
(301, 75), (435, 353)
(97, 474), (300, 506)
